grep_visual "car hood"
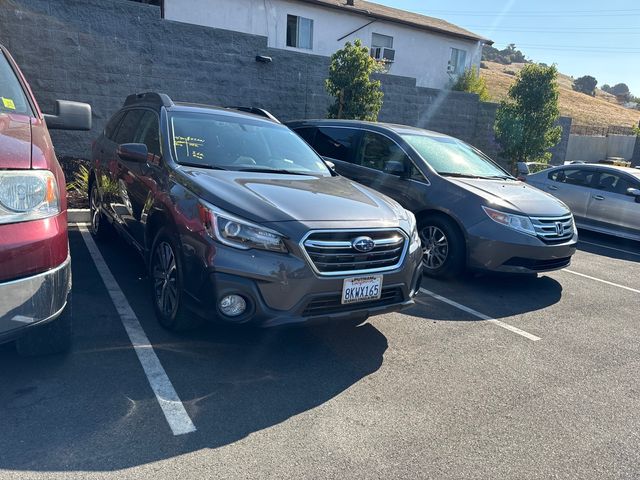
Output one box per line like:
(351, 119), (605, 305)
(450, 178), (570, 217)
(0, 113), (31, 169)
(180, 168), (407, 225)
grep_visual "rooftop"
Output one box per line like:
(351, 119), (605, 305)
(296, 0), (492, 44)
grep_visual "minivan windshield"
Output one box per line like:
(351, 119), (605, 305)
(401, 134), (512, 179)
(169, 112), (331, 176)
(0, 52), (32, 116)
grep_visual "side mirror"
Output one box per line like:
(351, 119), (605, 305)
(117, 143), (148, 163)
(321, 157), (336, 170)
(383, 160), (406, 177)
(627, 187), (640, 203)
(44, 100), (91, 131)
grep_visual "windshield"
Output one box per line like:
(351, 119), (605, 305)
(169, 112), (330, 176)
(402, 134), (511, 179)
(0, 52), (33, 116)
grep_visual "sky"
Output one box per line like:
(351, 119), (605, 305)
(375, 0), (640, 96)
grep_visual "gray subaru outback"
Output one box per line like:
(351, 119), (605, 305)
(89, 93), (422, 330)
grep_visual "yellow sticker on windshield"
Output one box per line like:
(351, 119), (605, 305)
(1, 97), (16, 110)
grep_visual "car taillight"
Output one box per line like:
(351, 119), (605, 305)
(0, 170), (60, 225)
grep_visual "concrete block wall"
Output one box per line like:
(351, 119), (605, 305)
(566, 133), (637, 163)
(1, 0), (564, 165)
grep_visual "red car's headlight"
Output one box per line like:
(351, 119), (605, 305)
(0, 170), (60, 224)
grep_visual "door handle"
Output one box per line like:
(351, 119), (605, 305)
(548, 185), (558, 191)
(592, 195), (605, 201)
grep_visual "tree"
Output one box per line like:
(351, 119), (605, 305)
(451, 68), (490, 101)
(610, 83), (630, 101)
(572, 75), (597, 96)
(494, 64), (562, 172)
(325, 39), (384, 121)
(601, 84), (612, 93)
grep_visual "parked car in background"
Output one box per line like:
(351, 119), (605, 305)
(287, 120), (578, 278)
(89, 93), (422, 330)
(516, 161), (551, 180)
(0, 44), (91, 355)
(526, 163), (640, 241)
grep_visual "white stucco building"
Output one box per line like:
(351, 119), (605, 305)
(163, 0), (492, 89)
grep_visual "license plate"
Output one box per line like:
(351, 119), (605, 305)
(341, 275), (382, 305)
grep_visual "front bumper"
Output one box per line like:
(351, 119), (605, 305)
(190, 240), (423, 327)
(467, 220), (578, 273)
(0, 255), (71, 343)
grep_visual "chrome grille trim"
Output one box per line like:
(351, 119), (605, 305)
(300, 228), (409, 276)
(530, 214), (575, 243)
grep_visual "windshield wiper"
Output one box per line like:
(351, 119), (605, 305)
(438, 172), (487, 179)
(485, 175), (515, 180)
(178, 162), (230, 170)
(439, 172), (514, 180)
(235, 167), (312, 175)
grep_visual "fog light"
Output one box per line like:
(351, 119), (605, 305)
(219, 294), (247, 317)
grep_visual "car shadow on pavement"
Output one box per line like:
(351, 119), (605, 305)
(576, 231), (640, 263)
(406, 272), (564, 321)
(0, 316), (388, 473)
(0, 230), (389, 473)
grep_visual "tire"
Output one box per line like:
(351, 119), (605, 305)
(149, 228), (202, 331)
(89, 181), (111, 241)
(16, 296), (73, 356)
(418, 215), (466, 279)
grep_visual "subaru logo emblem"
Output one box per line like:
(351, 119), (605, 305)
(555, 222), (564, 236)
(352, 236), (375, 253)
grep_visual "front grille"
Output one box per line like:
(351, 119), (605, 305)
(530, 215), (574, 244)
(301, 287), (404, 317)
(504, 256), (572, 271)
(302, 229), (408, 275)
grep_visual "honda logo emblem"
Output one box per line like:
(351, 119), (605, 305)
(555, 222), (564, 236)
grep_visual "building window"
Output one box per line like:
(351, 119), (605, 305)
(448, 48), (467, 74)
(370, 33), (395, 62)
(286, 15), (313, 49)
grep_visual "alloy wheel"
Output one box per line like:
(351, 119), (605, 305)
(420, 225), (449, 270)
(152, 241), (179, 318)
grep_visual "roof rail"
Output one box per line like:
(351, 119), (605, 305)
(226, 106), (280, 123)
(124, 92), (173, 109)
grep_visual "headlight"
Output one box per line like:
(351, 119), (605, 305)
(405, 210), (421, 253)
(482, 206), (536, 236)
(198, 201), (288, 253)
(0, 170), (60, 225)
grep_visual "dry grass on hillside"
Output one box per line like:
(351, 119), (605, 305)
(480, 62), (640, 128)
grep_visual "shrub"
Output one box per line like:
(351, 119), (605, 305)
(325, 39), (384, 121)
(494, 64), (562, 173)
(66, 164), (90, 195)
(451, 68), (490, 101)
(572, 75), (598, 96)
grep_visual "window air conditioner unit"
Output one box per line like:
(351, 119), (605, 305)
(447, 62), (455, 74)
(370, 47), (395, 63)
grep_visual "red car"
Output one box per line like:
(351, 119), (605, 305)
(0, 44), (90, 355)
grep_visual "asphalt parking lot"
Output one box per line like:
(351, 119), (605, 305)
(1, 227), (639, 479)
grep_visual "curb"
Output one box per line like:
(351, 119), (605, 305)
(68, 208), (90, 224)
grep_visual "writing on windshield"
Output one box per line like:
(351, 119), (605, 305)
(169, 112), (329, 175)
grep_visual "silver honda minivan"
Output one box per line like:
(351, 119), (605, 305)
(288, 120), (578, 279)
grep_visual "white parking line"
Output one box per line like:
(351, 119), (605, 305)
(419, 288), (541, 342)
(78, 225), (197, 436)
(563, 269), (640, 294)
(578, 240), (640, 258)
